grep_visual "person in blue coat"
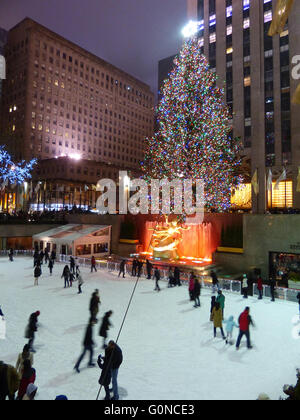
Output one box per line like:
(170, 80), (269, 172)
(224, 315), (239, 345)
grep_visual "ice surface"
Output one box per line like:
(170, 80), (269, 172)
(0, 256), (299, 401)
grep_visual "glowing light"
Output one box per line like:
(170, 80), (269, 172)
(182, 20), (202, 38)
(68, 153), (81, 161)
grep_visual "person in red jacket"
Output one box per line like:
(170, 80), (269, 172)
(17, 359), (36, 400)
(236, 307), (254, 350)
(257, 276), (263, 300)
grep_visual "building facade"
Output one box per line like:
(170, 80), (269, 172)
(0, 18), (154, 173)
(159, 0), (300, 212)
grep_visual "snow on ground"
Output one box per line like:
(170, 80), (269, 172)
(0, 256), (300, 401)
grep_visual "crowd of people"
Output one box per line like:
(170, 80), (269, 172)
(1, 253), (300, 401)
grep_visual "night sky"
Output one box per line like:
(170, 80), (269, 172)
(0, 0), (187, 99)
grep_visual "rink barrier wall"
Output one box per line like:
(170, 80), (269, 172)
(1, 251), (299, 304)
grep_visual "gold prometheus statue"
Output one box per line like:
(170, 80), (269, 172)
(149, 216), (190, 260)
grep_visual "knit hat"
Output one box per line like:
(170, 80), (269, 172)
(35, 311), (40, 316)
(55, 395), (68, 400)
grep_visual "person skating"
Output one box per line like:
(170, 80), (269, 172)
(168, 267), (175, 288)
(91, 255), (97, 273)
(97, 348), (112, 400)
(39, 250), (44, 265)
(210, 296), (216, 321)
(61, 265), (70, 288)
(131, 259), (138, 277)
(154, 267), (161, 291)
(44, 248), (49, 264)
(188, 272), (195, 301)
(15, 344), (34, 377)
(70, 256), (76, 274)
(107, 340), (123, 401)
(0, 361), (20, 400)
(74, 319), (96, 373)
(257, 275), (263, 300)
(174, 267), (181, 286)
(77, 272), (84, 294)
(99, 311), (113, 348)
(193, 277), (201, 307)
(8, 248), (14, 262)
(211, 270), (219, 293)
(270, 277), (276, 302)
(137, 260), (143, 278)
(118, 260), (126, 278)
(50, 250), (56, 264)
(242, 274), (249, 299)
(216, 289), (225, 319)
(89, 290), (100, 323)
(146, 260), (153, 280)
(224, 316), (239, 345)
(25, 311), (40, 353)
(236, 307), (254, 350)
(211, 302), (226, 340)
(69, 271), (75, 287)
(34, 264), (42, 286)
(17, 359), (36, 400)
(48, 258), (54, 276)
(33, 249), (40, 267)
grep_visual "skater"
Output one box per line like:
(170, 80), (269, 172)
(146, 260), (153, 280)
(70, 256), (76, 274)
(210, 296), (216, 321)
(8, 248), (14, 262)
(118, 260), (126, 278)
(211, 270), (219, 293)
(97, 349), (112, 400)
(236, 307), (254, 350)
(168, 267), (175, 288)
(76, 263), (80, 276)
(174, 267), (181, 286)
(224, 316), (239, 345)
(16, 344), (34, 377)
(91, 255), (97, 273)
(188, 272), (195, 301)
(270, 276), (276, 302)
(193, 277), (201, 307)
(0, 361), (20, 400)
(89, 290), (100, 323)
(69, 271), (75, 288)
(99, 310), (113, 348)
(131, 259), (138, 277)
(61, 265), (70, 288)
(48, 258), (54, 276)
(44, 248), (49, 264)
(33, 249), (40, 267)
(257, 275), (263, 300)
(242, 274), (249, 299)
(77, 272), (84, 294)
(212, 302), (225, 339)
(216, 289), (225, 319)
(39, 250), (44, 265)
(50, 249), (56, 264)
(17, 359), (36, 400)
(107, 340), (123, 401)
(34, 264), (42, 286)
(74, 319), (96, 373)
(137, 260), (143, 278)
(154, 267), (161, 291)
(25, 311), (40, 353)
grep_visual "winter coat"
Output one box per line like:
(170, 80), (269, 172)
(98, 349), (112, 386)
(34, 266), (41, 278)
(83, 324), (94, 347)
(91, 257), (96, 266)
(257, 277), (263, 291)
(0, 362), (20, 397)
(238, 309), (253, 331)
(212, 307), (223, 328)
(224, 316), (239, 333)
(99, 313), (111, 338)
(216, 293), (225, 309)
(17, 368), (36, 399)
(110, 344), (123, 370)
(188, 278), (195, 292)
(193, 281), (201, 297)
(89, 294), (100, 313)
(154, 269), (160, 281)
(77, 274), (84, 286)
(25, 313), (39, 339)
(16, 352), (34, 377)
(242, 278), (248, 289)
(211, 272), (218, 285)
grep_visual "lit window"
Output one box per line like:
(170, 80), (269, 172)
(226, 25), (232, 36)
(280, 29), (289, 38)
(12, 125), (16, 132)
(199, 37), (204, 47)
(264, 11), (272, 23)
(226, 6), (232, 18)
(226, 47), (233, 54)
(243, 0), (250, 10)
(243, 18), (250, 29)
(209, 33), (216, 43)
(209, 14), (216, 26)
(244, 76), (251, 86)
(268, 181), (293, 208)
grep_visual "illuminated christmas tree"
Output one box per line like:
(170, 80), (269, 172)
(0, 146), (36, 186)
(141, 37), (242, 212)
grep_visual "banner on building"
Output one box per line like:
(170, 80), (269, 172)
(268, 0), (294, 36)
(274, 168), (287, 190)
(251, 169), (259, 195)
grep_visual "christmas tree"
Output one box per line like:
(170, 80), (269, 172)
(141, 37), (242, 212)
(0, 146), (36, 186)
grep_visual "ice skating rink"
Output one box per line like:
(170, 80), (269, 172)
(1, 256), (299, 400)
